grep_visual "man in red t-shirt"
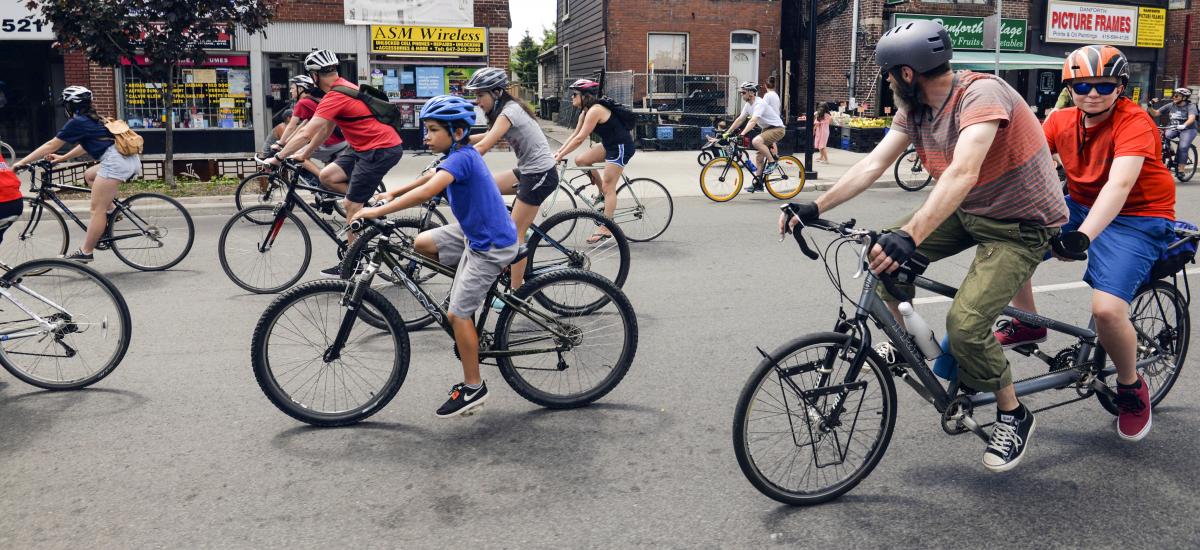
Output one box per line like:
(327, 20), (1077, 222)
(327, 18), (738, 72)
(999, 45), (1175, 442)
(0, 151), (25, 254)
(274, 75), (349, 192)
(270, 50), (403, 275)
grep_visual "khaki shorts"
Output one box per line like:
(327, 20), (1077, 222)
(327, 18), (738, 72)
(758, 127), (785, 146)
(428, 224), (519, 318)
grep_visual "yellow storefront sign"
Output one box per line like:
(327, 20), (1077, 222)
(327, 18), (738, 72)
(1136, 7), (1166, 49)
(371, 25), (487, 55)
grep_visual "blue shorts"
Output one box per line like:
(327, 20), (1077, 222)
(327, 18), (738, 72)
(604, 142), (635, 167)
(1059, 196), (1173, 302)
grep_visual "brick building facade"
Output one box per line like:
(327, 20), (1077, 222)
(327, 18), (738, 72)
(1164, 2), (1199, 89)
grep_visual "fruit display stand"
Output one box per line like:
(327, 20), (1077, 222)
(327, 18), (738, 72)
(830, 117), (892, 152)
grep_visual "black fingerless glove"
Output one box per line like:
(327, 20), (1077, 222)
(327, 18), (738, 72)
(785, 202), (820, 225)
(1051, 230), (1090, 261)
(877, 229), (916, 266)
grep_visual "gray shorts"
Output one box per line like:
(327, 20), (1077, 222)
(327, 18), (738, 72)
(312, 141), (349, 164)
(97, 146), (140, 181)
(428, 224), (519, 317)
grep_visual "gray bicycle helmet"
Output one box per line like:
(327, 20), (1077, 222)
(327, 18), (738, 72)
(465, 67), (510, 91)
(875, 20), (953, 75)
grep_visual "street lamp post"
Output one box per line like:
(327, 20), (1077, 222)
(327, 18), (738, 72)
(804, 0), (818, 179)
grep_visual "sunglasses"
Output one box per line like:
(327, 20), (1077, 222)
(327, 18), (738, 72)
(1070, 82), (1119, 95)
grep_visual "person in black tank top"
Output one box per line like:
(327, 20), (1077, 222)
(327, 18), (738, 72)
(553, 79), (636, 243)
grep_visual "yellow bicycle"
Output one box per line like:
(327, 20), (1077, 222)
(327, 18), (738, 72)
(699, 138), (805, 202)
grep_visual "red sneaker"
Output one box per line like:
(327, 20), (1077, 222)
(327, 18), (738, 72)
(994, 319), (1047, 349)
(1115, 375), (1152, 441)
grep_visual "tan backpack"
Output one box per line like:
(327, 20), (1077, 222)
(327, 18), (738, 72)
(101, 116), (144, 156)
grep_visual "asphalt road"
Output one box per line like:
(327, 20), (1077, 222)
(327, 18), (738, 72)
(3, 182), (1200, 548)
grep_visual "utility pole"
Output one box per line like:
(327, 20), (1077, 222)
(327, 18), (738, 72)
(804, 0), (818, 179)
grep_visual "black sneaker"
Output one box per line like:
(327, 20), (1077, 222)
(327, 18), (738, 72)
(435, 382), (489, 418)
(319, 264), (342, 278)
(62, 249), (94, 263)
(983, 405), (1036, 472)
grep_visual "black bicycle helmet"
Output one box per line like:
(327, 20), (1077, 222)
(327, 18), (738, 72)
(875, 20), (953, 75)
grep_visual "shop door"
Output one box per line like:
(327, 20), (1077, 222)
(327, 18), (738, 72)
(0, 41), (61, 156)
(729, 31), (759, 114)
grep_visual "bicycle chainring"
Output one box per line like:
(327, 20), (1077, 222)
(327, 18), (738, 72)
(940, 396), (974, 436)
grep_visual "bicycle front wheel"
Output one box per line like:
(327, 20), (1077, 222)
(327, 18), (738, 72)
(494, 268), (638, 408)
(109, 193), (195, 271)
(0, 259), (132, 390)
(234, 172), (285, 223)
(614, 177), (673, 241)
(524, 208), (630, 292)
(1177, 145), (1198, 182)
(699, 157), (743, 202)
(733, 332), (897, 506)
(765, 155), (806, 200)
(0, 198), (69, 269)
(252, 279), (410, 426)
(893, 148), (932, 191)
(1096, 280), (1189, 414)
(218, 205), (312, 294)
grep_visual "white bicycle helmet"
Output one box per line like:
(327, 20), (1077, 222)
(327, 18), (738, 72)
(1174, 87), (1192, 98)
(465, 67), (510, 91)
(738, 81), (759, 93)
(290, 75), (314, 88)
(304, 49), (339, 72)
(61, 85), (92, 104)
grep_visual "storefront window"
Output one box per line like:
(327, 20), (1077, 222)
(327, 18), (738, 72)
(369, 63), (483, 127)
(120, 55), (252, 130)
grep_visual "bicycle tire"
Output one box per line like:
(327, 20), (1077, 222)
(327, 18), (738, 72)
(109, 193), (195, 271)
(218, 205), (312, 294)
(893, 148), (932, 191)
(0, 198), (69, 270)
(765, 155), (806, 200)
(524, 208), (631, 298)
(733, 332), (897, 506)
(234, 171), (285, 222)
(0, 141), (14, 163)
(1095, 280), (1189, 415)
(339, 217), (449, 331)
(251, 279), (410, 427)
(699, 156), (743, 202)
(1178, 145), (1198, 182)
(0, 258), (132, 390)
(697, 150), (714, 166)
(494, 268), (638, 409)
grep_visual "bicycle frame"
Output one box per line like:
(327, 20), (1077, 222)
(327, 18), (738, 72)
(0, 279), (73, 342)
(21, 163), (161, 248)
(545, 163), (641, 219)
(264, 163), (348, 252)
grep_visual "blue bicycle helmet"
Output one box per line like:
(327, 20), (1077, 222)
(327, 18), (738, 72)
(419, 95), (477, 124)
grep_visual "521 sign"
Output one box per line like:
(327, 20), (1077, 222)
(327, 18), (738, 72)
(2, 18), (46, 33)
(0, 2), (54, 40)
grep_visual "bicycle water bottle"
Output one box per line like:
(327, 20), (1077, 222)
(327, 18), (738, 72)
(745, 158), (757, 174)
(932, 335), (958, 382)
(897, 302), (942, 360)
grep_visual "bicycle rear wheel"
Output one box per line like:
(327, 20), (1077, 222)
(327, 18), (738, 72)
(218, 205), (312, 294)
(234, 172), (285, 223)
(733, 332), (897, 506)
(1177, 145), (1197, 182)
(893, 148), (932, 191)
(251, 279), (410, 426)
(109, 193), (195, 271)
(699, 157), (743, 202)
(1096, 280), (1189, 414)
(0, 259), (132, 390)
(524, 208), (630, 293)
(765, 155), (806, 200)
(0, 198), (69, 269)
(613, 177), (673, 241)
(494, 268), (637, 408)
(339, 218), (451, 331)
(538, 181), (579, 221)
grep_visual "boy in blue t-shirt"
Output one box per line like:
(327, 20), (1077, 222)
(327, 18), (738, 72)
(353, 95), (517, 418)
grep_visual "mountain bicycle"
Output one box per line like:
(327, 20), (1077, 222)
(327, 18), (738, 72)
(892, 145), (932, 191)
(5, 160), (194, 271)
(542, 161), (673, 242)
(0, 258), (132, 390)
(698, 138), (805, 202)
(234, 161), (354, 220)
(733, 208), (1192, 506)
(1158, 126), (1197, 182)
(339, 195), (630, 331)
(251, 216), (639, 427)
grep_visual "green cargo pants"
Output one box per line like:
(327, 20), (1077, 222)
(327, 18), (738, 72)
(878, 210), (1057, 391)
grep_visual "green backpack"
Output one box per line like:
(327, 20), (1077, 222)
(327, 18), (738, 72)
(330, 84), (404, 136)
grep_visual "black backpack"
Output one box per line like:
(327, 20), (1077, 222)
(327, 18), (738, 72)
(330, 84), (403, 136)
(597, 96), (637, 130)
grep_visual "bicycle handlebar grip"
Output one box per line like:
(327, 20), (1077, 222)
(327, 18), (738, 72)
(348, 219), (367, 233)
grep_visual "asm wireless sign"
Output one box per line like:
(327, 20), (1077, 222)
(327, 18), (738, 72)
(1045, 0), (1166, 48)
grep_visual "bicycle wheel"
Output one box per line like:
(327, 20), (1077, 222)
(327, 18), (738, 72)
(734, 332), (898, 506)
(1178, 145), (1198, 182)
(109, 193), (195, 271)
(1096, 280), (1189, 415)
(218, 205), (312, 294)
(696, 150), (713, 166)
(0, 141), (14, 163)
(252, 279), (410, 426)
(525, 208), (630, 294)
(611, 177), (673, 242)
(0, 259), (132, 390)
(0, 198), (69, 270)
(234, 172), (285, 223)
(339, 218), (452, 331)
(765, 155), (806, 200)
(699, 157), (743, 202)
(494, 268), (637, 408)
(893, 148), (932, 191)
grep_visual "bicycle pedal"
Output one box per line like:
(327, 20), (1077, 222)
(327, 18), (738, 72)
(1011, 344), (1040, 356)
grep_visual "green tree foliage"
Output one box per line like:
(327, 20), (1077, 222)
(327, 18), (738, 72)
(510, 31), (539, 87)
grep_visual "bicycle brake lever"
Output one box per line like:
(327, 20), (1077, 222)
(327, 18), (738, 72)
(853, 236), (871, 279)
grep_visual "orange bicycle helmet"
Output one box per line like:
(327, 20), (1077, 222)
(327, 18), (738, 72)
(1062, 45), (1129, 82)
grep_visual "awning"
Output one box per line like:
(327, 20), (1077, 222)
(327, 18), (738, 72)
(952, 51), (1064, 71)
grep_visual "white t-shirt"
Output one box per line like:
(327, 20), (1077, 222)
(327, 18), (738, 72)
(747, 98), (783, 128)
(763, 91), (781, 115)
